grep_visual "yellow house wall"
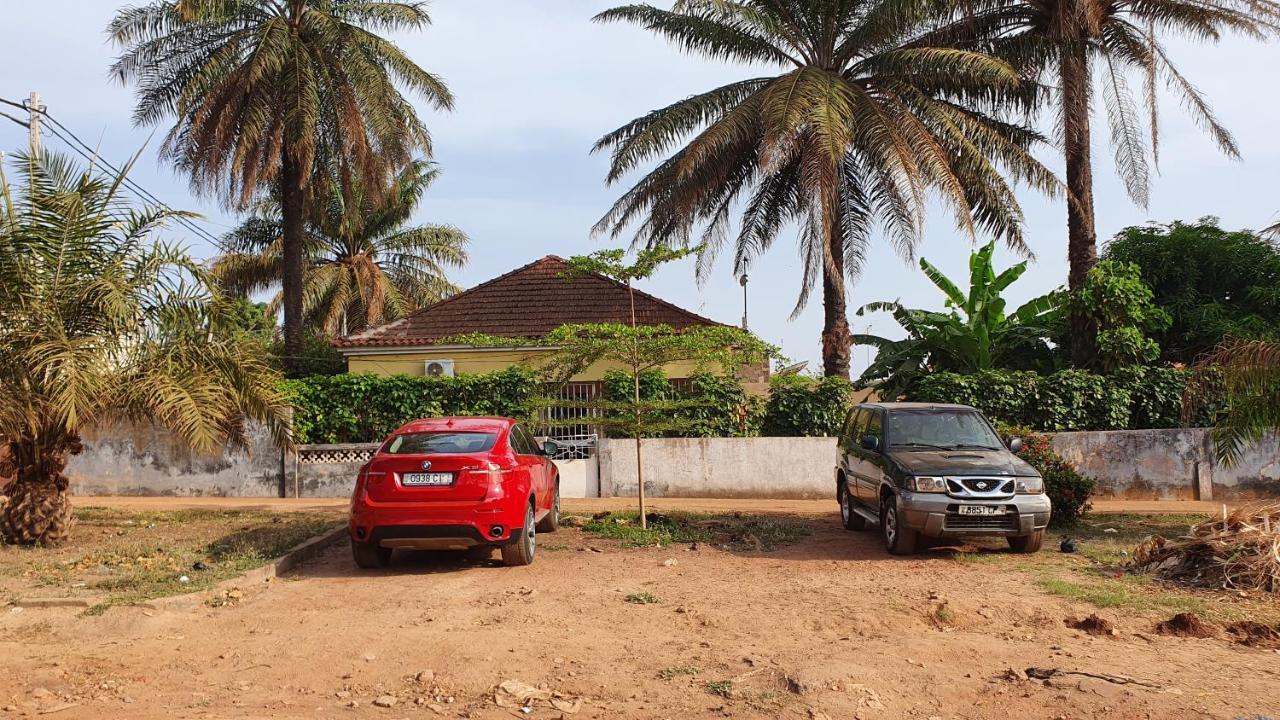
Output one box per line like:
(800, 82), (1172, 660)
(344, 348), (708, 381)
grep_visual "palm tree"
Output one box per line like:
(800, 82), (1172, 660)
(1185, 339), (1280, 464)
(109, 0), (453, 372)
(0, 151), (291, 545)
(854, 241), (1062, 396)
(213, 160), (469, 337)
(931, 0), (1280, 365)
(592, 0), (1057, 378)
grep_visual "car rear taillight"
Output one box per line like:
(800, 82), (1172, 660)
(463, 462), (505, 499)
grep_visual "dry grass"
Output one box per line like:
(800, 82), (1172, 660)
(1131, 502), (1280, 593)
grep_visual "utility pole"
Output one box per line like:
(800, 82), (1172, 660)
(26, 91), (41, 154)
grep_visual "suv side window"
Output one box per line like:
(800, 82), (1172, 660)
(864, 410), (883, 450)
(839, 409), (861, 452)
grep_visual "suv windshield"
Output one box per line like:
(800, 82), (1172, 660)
(887, 410), (1002, 450)
(383, 432), (497, 454)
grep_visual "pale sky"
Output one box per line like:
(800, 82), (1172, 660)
(2, 1), (1278, 373)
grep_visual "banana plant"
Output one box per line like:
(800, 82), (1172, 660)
(853, 242), (1063, 397)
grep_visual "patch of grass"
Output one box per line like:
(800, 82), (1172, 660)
(540, 542), (571, 552)
(1067, 513), (1210, 564)
(580, 511), (813, 551)
(928, 603), (957, 628)
(1035, 575), (1210, 616)
(705, 680), (734, 698)
(624, 591), (661, 605)
(657, 664), (702, 680)
(0, 508), (342, 612)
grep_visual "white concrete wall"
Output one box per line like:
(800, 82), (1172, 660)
(598, 437), (837, 499)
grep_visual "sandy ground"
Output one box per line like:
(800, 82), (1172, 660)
(71, 495), (1237, 516)
(2, 503), (1278, 719)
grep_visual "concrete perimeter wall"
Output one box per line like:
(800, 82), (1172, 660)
(1050, 428), (1280, 500)
(67, 421), (282, 497)
(59, 422), (1279, 501)
(599, 437), (837, 499)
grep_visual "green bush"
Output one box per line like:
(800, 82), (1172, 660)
(600, 370), (761, 438)
(760, 375), (854, 437)
(282, 367), (540, 444)
(999, 425), (1097, 527)
(910, 367), (1219, 432)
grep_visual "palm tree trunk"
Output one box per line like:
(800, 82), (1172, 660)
(1062, 44), (1099, 367)
(281, 153), (307, 373)
(0, 438), (76, 545)
(821, 214), (852, 379)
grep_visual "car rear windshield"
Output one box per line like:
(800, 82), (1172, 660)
(383, 432), (498, 455)
(887, 410), (1002, 450)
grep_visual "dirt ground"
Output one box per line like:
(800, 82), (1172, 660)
(2, 503), (1279, 720)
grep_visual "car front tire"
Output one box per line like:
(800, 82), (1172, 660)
(1008, 529), (1045, 554)
(352, 538), (392, 569)
(881, 496), (918, 556)
(839, 483), (866, 531)
(502, 503), (537, 567)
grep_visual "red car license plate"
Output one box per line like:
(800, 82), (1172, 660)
(402, 472), (453, 486)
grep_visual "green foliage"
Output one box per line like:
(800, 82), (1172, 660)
(1105, 220), (1280, 363)
(1185, 340), (1280, 464)
(281, 368), (539, 444)
(998, 426), (1096, 527)
(910, 368), (1220, 432)
(600, 370), (760, 439)
(562, 246), (698, 284)
(760, 375), (855, 437)
(1068, 260), (1170, 372)
(269, 332), (346, 379)
(579, 511), (813, 551)
(854, 241), (1062, 397)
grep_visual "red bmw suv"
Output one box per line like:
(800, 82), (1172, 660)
(348, 417), (560, 568)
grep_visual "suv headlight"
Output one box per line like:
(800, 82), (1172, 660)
(1015, 476), (1045, 494)
(910, 476), (947, 493)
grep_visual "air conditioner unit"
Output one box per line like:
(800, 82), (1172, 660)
(424, 359), (455, 378)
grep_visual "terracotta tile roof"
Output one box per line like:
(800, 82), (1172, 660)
(335, 255), (727, 349)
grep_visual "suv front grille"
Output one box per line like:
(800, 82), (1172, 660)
(944, 513), (1019, 531)
(947, 477), (1015, 495)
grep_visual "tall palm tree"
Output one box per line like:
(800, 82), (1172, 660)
(930, 0), (1280, 365)
(592, 0), (1057, 378)
(0, 151), (291, 544)
(109, 0), (453, 371)
(213, 160), (469, 336)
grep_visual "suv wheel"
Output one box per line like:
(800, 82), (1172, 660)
(880, 496), (918, 555)
(352, 539), (392, 569)
(535, 484), (560, 533)
(502, 502), (536, 567)
(1008, 529), (1045, 554)
(839, 483), (866, 531)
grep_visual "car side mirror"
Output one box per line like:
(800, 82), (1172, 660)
(541, 440), (560, 457)
(1007, 437), (1024, 454)
(860, 435), (880, 452)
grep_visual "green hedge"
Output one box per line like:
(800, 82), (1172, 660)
(282, 368), (540, 444)
(908, 367), (1216, 432)
(760, 375), (855, 437)
(600, 369), (762, 438)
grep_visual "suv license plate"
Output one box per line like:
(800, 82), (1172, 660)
(958, 505), (1003, 516)
(402, 472), (453, 486)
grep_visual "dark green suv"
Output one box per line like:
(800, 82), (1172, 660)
(835, 402), (1051, 555)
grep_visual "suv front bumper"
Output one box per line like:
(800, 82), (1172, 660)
(898, 491), (1051, 538)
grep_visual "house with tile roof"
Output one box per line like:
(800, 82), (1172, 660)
(335, 255), (755, 384)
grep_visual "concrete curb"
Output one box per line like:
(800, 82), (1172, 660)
(9, 525), (348, 613)
(143, 524), (349, 611)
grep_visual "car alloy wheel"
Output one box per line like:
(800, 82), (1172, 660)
(883, 501), (897, 547)
(840, 489), (851, 525)
(524, 504), (536, 557)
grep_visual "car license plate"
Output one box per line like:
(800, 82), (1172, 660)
(402, 472), (453, 486)
(958, 505), (1003, 516)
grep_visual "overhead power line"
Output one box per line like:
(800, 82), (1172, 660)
(0, 94), (226, 249)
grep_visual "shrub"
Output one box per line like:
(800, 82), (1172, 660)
(281, 367), (540, 444)
(999, 425), (1097, 527)
(599, 370), (761, 438)
(760, 375), (854, 437)
(910, 367), (1221, 432)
